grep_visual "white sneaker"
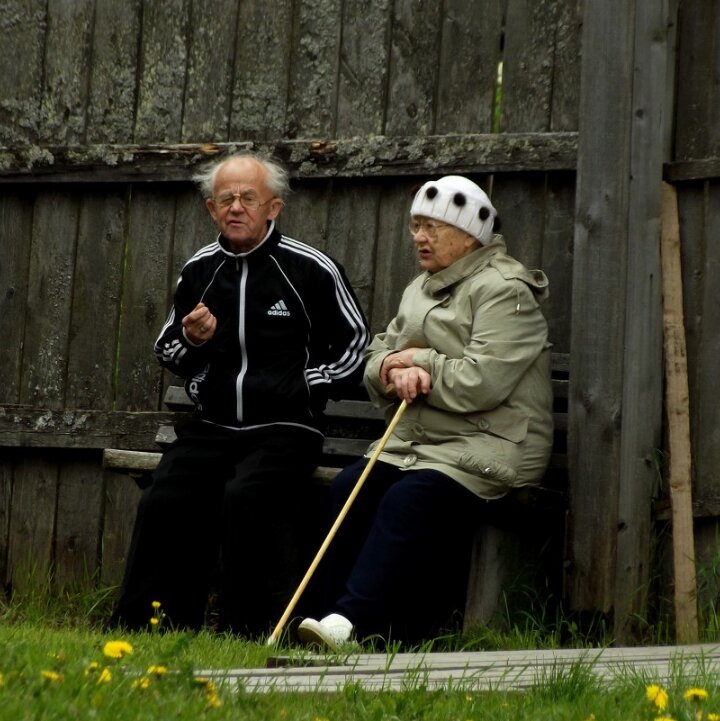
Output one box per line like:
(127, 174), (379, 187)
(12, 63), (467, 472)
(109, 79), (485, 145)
(297, 613), (354, 651)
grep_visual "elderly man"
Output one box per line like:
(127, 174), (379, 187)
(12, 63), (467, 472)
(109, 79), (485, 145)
(110, 153), (369, 636)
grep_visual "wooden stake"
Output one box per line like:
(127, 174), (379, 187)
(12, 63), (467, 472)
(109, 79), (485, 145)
(660, 181), (698, 644)
(266, 400), (408, 647)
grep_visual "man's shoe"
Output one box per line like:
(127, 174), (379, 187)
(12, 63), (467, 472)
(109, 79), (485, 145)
(297, 613), (354, 651)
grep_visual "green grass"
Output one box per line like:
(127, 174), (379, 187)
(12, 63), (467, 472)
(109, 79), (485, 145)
(2, 586), (720, 721)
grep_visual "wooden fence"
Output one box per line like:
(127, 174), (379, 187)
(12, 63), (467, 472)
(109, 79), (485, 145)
(0, 0), (717, 642)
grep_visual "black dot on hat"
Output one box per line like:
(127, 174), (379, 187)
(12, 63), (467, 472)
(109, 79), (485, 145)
(453, 192), (466, 206)
(479, 207), (490, 221)
(426, 186), (438, 199)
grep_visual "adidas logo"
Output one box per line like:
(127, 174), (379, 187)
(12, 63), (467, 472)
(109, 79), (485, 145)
(267, 299), (291, 317)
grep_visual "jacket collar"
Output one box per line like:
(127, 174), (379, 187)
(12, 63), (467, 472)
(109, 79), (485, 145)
(422, 236), (507, 296)
(216, 220), (281, 259)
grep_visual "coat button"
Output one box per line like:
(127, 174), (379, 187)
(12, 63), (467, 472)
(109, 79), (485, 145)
(403, 454), (417, 467)
(478, 418), (490, 431)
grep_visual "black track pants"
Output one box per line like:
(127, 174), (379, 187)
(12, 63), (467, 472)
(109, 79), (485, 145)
(109, 419), (322, 637)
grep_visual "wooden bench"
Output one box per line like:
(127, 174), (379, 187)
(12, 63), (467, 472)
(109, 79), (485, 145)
(103, 352), (569, 630)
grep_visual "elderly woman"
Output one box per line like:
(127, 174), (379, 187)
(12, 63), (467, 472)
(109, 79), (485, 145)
(298, 175), (553, 648)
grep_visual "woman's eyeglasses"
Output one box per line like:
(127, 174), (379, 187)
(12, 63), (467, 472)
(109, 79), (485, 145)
(408, 219), (451, 239)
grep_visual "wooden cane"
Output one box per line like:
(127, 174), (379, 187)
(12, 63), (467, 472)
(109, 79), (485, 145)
(266, 399), (408, 647)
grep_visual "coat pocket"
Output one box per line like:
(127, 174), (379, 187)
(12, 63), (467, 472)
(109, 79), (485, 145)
(470, 405), (528, 444)
(457, 451), (518, 484)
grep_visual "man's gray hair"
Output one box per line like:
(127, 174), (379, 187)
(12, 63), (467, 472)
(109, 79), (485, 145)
(192, 152), (290, 200)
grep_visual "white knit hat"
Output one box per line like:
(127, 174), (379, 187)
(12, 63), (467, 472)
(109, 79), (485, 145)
(410, 175), (497, 245)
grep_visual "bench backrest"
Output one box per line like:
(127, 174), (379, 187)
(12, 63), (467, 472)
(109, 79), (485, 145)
(158, 352), (569, 484)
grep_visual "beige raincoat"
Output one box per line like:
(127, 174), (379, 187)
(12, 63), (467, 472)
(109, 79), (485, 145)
(364, 236), (553, 500)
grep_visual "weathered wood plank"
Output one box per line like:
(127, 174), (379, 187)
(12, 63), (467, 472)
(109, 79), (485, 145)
(501, 0), (559, 132)
(86, 0), (141, 143)
(567, 0), (635, 615)
(539, 172), (575, 353)
(279, 180), (332, 254)
(549, 0), (581, 131)
(689, 184), (720, 602)
(0, 1), (45, 145)
(100, 472), (142, 587)
(370, 179), (425, 335)
(113, 188), (175, 411)
(6, 455), (58, 593)
(335, 0), (392, 135)
(0, 134), (579, 182)
(384, 0), (442, 136)
(133, 0), (190, 143)
(65, 191), (128, 408)
(0, 407), (181, 450)
(208, 645), (720, 693)
(492, 174), (547, 269)
(674, 3), (720, 159)
(20, 192), (78, 408)
(612, 2), (669, 642)
(0, 192), (33, 404)
(690, 185), (720, 500)
(325, 180), (381, 314)
(286, 0), (342, 138)
(55, 459), (104, 589)
(181, 1), (238, 141)
(436, 0), (502, 134)
(229, 1), (294, 141)
(665, 158), (720, 182)
(38, 0), (94, 144)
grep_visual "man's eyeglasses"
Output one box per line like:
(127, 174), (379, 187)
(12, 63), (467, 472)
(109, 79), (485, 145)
(408, 219), (451, 239)
(213, 192), (275, 211)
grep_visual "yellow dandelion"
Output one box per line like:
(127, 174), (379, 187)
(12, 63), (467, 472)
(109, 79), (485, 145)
(40, 670), (63, 683)
(97, 668), (112, 684)
(207, 693), (223, 708)
(654, 717), (676, 721)
(685, 688), (710, 702)
(647, 684), (670, 711)
(84, 661), (100, 677)
(151, 600), (161, 609)
(147, 665), (168, 676)
(195, 677), (217, 692)
(707, 713), (720, 720)
(103, 640), (133, 659)
(150, 617), (159, 626)
(131, 676), (151, 690)
(465, 695), (474, 702)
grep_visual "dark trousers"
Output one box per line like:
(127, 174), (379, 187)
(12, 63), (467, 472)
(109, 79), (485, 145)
(322, 459), (484, 644)
(109, 418), (322, 637)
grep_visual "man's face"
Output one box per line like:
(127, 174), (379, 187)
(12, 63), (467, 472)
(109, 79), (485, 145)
(205, 158), (284, 253)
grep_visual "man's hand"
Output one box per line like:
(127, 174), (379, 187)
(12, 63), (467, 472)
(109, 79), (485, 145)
(386, 366), (431, 403)
(182, 302), (217, 344)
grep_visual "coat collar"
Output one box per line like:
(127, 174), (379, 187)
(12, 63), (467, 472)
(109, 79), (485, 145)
(421, 236), (507, 296)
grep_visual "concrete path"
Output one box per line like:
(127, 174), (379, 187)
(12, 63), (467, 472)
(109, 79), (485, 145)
(196, 643), (720, 693)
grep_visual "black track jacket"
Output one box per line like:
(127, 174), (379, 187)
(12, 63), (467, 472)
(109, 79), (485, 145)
(154, 223), (370, 433)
